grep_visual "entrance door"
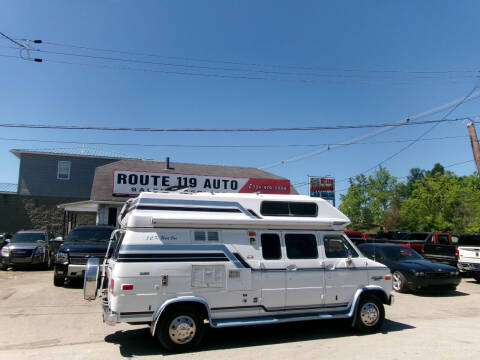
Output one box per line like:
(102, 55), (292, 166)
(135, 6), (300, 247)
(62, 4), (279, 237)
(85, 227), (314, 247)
(322, 234), (368, 306)
(284, 232), (324, 308)
(259, 233), (286, 310)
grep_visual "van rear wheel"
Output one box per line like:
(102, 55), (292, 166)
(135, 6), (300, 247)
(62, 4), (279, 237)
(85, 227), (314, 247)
(156, 306), (205, 352)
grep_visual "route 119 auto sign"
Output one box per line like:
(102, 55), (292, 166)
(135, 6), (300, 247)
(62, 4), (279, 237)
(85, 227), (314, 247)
(113, 170), (290, 195)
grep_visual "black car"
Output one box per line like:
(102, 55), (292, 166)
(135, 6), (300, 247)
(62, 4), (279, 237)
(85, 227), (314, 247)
(53, 225), (115, 286)
(1, 230), (63, 270)
(358, 243), (461, 293)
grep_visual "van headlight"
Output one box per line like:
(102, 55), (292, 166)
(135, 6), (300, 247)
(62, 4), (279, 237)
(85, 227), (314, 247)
(1, 247), (9, 257)
(55, 252), (68, 263)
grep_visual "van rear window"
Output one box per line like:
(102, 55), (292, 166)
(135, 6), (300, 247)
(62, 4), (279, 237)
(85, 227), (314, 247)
(260, 201), (317, 217)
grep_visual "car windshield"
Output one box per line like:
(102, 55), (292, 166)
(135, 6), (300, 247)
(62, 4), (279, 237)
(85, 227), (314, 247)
(380, 246), (423, 261)
(66, 229), (113, 243)
(11, 233), (46, 243)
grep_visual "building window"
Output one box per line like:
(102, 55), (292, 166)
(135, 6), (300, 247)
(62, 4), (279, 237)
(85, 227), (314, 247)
(57, 161), (71, 180)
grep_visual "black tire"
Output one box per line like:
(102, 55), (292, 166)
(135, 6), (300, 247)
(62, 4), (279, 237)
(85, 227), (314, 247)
(392, 271), (409, 293)
(354, 295), (385, 333)
(473, 274), (480, 282)
(53, 275), (65, 287)
(156, 306), (205, 352)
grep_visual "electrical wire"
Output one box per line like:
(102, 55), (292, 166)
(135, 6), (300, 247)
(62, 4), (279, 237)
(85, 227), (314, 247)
(0, 32), (25, 49)
(0, 134), (469, 149)
(1, 44), (477, 81)
(260, 90), (480, 169)
(0, 117), (475, 133)
(336, 78), (480, 183)
(10, 38), (480, 75)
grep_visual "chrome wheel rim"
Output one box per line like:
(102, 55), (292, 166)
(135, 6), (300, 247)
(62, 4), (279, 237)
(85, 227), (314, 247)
(360, 302), (380, 326)
(392, 272), (402, 291)
(169, 315), (196, 344)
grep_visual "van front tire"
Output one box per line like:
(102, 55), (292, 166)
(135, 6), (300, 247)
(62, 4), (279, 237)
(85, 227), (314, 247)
(156, 306), (205, 352)
(354, 295), (385, 333)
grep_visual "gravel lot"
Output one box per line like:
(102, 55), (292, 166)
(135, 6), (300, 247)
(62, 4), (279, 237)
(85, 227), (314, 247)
(1, 269), (480, 360)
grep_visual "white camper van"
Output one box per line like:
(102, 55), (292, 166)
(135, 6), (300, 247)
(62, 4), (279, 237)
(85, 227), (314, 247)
(84, 191), (394, 352)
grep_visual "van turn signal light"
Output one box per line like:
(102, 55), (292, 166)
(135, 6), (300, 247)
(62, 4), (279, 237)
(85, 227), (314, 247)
(384, 275), (392, 281)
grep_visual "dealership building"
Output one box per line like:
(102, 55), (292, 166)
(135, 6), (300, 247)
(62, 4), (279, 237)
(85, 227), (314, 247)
(0, 148), (296, 235)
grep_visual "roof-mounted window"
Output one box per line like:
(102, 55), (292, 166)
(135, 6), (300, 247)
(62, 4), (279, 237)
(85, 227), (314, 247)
(260, 201), (318, 217)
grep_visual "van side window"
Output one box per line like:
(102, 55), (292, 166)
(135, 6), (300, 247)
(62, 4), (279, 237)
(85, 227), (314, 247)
(261, 234), (282, 260)
(260, 201), (318, 217)
(324, 236), (358, 258)
(285, 234), (318, 259)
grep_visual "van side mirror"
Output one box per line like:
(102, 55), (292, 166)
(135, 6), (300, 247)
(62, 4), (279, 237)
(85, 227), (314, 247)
(346, 251), (353, 267)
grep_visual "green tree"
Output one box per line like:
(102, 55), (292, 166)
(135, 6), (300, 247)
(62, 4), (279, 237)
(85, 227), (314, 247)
(339, 166), (397, 230)
(400, 172), (462, 232)
(339, 174), (373, 230)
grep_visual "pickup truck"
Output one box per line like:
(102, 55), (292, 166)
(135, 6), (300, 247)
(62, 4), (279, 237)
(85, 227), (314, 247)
(457, 234), (480, 281)
(422, 233), (459, 267)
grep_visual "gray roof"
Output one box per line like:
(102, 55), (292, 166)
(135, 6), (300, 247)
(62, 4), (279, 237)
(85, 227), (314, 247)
(10, 147), (131, 160)
(0, 183), (17, 193)
(91, 159), (297, 201)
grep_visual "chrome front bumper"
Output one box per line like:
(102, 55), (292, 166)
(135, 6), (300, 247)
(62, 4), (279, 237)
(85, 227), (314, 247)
(102, 299), (118, 326)
(68, 264), (86, 277)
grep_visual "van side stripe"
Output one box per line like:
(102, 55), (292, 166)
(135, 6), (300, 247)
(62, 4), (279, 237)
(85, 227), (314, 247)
(120, 244), (244, 268)
(117, 252), (229, 263)
(138, 198), (256, 218)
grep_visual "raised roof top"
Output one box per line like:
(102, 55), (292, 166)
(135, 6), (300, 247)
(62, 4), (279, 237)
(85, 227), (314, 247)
(120, 191), (350, 230)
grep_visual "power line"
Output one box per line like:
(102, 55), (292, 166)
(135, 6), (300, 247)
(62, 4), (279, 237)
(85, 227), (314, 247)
(1, 44), (477, 81)
(338, 78), (480, 182)
(260, 91), (480, 169)
(0, 31), (26, 49)
(9, 38), (480, 75)
(2, 50), (477, 86)
(0, 117), (475, 133)
(0, 134), (469, 149)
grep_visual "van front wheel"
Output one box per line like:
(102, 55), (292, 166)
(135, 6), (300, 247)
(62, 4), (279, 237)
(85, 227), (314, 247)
(354, 295), (385, 333)
(156, 306), (205, 352)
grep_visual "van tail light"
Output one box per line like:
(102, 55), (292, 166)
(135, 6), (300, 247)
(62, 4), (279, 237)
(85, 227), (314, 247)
(122, 284), (134, 291)
(455, 247), (459, 258)
(109, 278), (114, 293)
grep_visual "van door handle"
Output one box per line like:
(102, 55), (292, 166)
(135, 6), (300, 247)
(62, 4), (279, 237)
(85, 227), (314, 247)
(326, 264), (335, 271)
(286, 264), (297, 271)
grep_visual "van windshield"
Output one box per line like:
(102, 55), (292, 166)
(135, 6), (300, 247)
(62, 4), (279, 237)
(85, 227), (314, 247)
(66, 229), (113, 243)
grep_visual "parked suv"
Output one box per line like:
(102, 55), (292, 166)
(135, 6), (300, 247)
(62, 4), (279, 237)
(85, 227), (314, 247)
(1, 230), (62, 270)
(53, 225), (114, 286)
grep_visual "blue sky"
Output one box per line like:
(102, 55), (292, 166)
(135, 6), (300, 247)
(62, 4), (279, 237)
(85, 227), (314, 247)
(1, 0), (480, 199)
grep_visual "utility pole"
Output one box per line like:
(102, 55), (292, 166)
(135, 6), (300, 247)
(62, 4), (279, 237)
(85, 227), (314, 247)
(467, 122), (480, 176)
